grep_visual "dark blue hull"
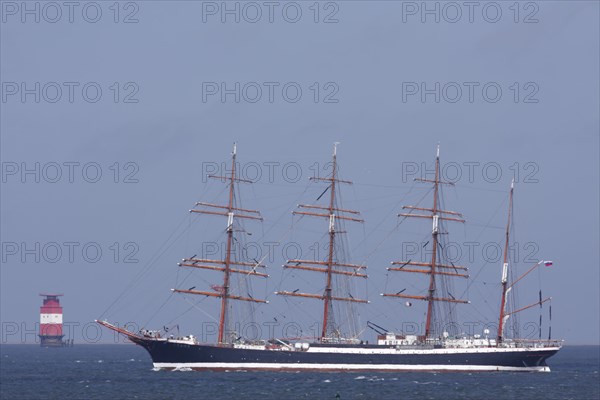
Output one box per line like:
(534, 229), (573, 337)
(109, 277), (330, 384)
(131, 338), (560, 372)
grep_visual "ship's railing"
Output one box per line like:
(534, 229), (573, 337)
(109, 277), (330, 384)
(320, 337), (362, 345)
(502, 339), (564, 348)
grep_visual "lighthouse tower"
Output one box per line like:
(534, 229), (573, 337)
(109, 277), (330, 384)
(39, 293), (64, 347)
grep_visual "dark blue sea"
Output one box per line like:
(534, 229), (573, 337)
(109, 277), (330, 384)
(1, 345), (598, 399)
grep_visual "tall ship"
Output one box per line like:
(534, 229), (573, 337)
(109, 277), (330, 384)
(97, 143), (562, 372)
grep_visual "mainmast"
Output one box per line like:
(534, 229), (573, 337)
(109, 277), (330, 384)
(276, 143), (368, 341)
(172, 143), (267, 345)
(322, 142), (339, 339)
(218, 143), (238, 345)
(383, 144), (469, 338)
(424, 145), (442, 337)
(497, 179), (514, 343)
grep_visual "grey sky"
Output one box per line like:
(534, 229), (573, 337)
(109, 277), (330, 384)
(1, 1), (598, 345)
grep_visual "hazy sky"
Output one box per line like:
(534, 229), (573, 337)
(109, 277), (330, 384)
(1, 1), (598, 345)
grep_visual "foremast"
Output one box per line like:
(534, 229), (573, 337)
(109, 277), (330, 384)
(383, 144), (469, 338)
(276, 143), (368, 341)
(172, 143), (267, 345)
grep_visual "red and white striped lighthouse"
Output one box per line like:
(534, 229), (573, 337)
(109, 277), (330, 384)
(39, 293), (64, 347)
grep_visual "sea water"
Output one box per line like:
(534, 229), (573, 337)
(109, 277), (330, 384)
(1, 345), (598, 399)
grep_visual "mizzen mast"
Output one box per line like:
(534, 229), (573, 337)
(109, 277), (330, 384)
(497, 179), (514, 343)
(276, 143), (367, 340)
(383, 144), (468, 338)
(172, 143), (267, 345)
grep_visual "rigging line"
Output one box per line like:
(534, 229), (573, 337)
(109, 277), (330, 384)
(464, 267), (499, 318)
(353, 181), (427, 189)
(227, 220), (299, 305)
(467, 222), (504, 230)
(345, 193), (413, 205)
(176, 230), (236, 292)
(186, 182), (309, 301)
(244, 220), (297, 281)
(473, 194), (509, 242)
(164, 296), (209, 327)
(282, 268), (326, 292)
(175, 259), (217, 292)
(459, 301), (492, 325)
(180, 294), (219, 323)
(170, 228), (230, 289)
(251, 189), (315, 200)
(453, 184), (508, 193)
(201, 180), (229, 208)
(243, 180), (312, 247)
(379, 266), (427, 296)
(455, 193), (510, 300)
(360, 185), (434, 264)
(282, 295), (321, 329)
(99, 212), (192, 320)
(178, 211), (196, 289)
(237, 299), (268, 327)
(251, 181), (317, 188)
(118, 216), (196, 312)
(143, 291), (175, 328)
